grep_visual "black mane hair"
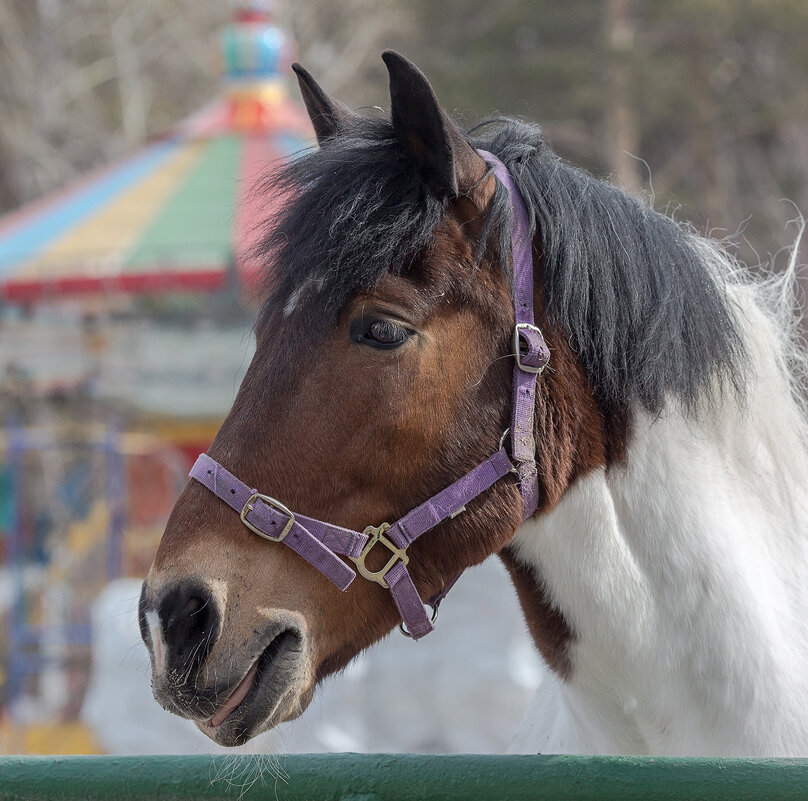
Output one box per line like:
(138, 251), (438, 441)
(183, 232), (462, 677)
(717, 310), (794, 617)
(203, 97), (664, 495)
(255, 117), (445, 316)
(476, 119), (746, 414)
(254, 116), (746, 415)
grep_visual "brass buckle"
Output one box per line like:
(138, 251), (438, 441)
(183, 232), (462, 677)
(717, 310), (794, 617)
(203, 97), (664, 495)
(351, 523), (409, 589)
(514, 323), (545, 374)
(240, 493), (295, 542)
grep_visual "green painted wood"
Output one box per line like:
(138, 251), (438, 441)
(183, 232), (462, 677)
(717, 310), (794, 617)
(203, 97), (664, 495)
(1, 754), (808, 801)
(125, 136), (240, 269)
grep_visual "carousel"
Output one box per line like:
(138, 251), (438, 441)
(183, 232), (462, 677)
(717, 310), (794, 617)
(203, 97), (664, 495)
(0, 1), (311, 753)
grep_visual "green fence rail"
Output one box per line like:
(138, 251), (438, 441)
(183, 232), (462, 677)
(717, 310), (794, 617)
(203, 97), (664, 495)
(1, 754), (807, 801)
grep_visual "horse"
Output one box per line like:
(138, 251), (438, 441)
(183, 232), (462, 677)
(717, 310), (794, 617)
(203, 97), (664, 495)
(139, 51), (808, 756)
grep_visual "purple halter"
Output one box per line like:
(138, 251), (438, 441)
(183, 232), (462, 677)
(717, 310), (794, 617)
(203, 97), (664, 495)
(189, 151), (549, 640)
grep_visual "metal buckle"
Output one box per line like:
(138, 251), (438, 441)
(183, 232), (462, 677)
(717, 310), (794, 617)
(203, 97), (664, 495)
(399, 604), (439, 638)
(351, 523), (409, 589)
(514, 323), (545, 374)
(240, 493), (295, 542)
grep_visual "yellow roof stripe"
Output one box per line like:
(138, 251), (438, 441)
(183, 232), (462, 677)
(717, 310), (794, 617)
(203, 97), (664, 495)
(17, 140), (207, 280)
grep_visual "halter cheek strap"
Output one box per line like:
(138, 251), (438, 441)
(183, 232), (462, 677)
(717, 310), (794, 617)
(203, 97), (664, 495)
(188, 150), (548, 640)
(477, 149), (549, 517)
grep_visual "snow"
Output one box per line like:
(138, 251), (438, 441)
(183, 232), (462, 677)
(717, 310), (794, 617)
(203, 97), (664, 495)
(81, 559), (544, 754)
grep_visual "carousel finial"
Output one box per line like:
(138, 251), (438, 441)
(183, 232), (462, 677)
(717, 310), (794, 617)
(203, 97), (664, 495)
(221, 0), (297, 131)
(223, 0), (292, 81)
(231, 0), (274, 24)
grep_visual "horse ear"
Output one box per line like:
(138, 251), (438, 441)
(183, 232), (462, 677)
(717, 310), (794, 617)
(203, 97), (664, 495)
(292, 63), (355, 144)
(382, 50), (488, 200)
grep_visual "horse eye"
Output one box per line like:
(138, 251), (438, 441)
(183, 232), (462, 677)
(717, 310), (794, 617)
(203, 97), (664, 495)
(368, 320), (404, 344)
(351, 318), (412, 350)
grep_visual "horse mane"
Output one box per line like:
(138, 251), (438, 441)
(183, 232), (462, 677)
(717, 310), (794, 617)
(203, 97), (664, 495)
(255, 115), (755, 417)
(474, 120), (748, 416)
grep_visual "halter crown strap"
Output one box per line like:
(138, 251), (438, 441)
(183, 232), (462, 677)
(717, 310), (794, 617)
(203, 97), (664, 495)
(477, 149), (549, 518)
(187, 151), (548, 639)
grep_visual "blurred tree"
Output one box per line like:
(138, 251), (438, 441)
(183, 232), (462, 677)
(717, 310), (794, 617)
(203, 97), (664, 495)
(0, 0), (806, 268)
(0, 0), (228, 211)
(287, 0), (412, 101)
(0, 0), (406, 213)
(604, 0), (641, 194)
(399, 0), (808, 265)
(636, 0), (808, 261)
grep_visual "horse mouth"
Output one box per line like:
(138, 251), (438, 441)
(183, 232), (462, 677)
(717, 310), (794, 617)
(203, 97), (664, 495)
(198, 627), (304, 746)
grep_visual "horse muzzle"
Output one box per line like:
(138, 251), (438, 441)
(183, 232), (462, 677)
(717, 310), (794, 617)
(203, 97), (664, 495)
(139, 577), (310, 746)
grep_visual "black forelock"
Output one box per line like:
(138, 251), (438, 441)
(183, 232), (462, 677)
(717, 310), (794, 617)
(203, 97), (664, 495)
(253, 117), (446, 322)
(252, 114), (745, 415)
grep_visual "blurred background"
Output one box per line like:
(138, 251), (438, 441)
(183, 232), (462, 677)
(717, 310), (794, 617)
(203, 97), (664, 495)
(0, 0), (805, 756)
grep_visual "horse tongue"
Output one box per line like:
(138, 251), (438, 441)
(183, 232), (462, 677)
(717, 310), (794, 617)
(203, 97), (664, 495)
(204, 663), (258, 728)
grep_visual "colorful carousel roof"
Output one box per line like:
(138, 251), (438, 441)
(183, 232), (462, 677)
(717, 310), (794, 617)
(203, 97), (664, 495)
(0, 2), (311, 303)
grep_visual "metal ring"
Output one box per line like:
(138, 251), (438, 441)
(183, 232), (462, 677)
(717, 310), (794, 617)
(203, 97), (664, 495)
(514, 323), (546, 374)
(499, 428), (520, 475)
(399, 604), (439, 638)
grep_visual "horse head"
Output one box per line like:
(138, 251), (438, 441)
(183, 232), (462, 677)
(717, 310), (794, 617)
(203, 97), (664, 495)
(139, 51), (745, 749)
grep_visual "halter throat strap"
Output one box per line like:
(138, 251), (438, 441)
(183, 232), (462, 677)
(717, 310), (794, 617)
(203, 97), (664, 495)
(188, 150), (548, 639)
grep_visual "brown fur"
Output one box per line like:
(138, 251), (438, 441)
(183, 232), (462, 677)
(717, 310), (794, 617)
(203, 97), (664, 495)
(499, 546), (574, 678)
(143, 199), (626, 737)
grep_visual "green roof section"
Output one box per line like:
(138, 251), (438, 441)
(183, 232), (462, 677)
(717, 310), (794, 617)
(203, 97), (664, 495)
(125, 136), (242, 269)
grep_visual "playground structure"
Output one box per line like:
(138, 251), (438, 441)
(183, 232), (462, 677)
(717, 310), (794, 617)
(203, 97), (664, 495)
(0, 1), (309, 753)
(0, 420), (189, 755)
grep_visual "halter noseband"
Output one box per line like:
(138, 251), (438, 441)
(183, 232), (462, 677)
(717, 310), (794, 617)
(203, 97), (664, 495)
(189, 151), (549, 640)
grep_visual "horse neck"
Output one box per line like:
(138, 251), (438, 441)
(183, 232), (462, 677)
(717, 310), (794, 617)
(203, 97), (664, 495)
(510, 285), (808, 756)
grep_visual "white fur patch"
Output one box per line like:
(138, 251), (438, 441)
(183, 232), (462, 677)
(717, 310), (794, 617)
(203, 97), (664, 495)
(145, 609), (167, 676)
(207, 578), (228, 617)
(509, 274), (808, 757)
(283, 277), (325, 317)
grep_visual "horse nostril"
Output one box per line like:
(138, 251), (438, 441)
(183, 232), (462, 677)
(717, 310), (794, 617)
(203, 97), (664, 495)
(181, 595), (204, 618)
(157, 581), (221, 676)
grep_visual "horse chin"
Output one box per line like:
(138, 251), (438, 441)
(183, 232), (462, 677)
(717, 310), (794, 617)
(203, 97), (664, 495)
(196, 680), (312, 748)
(194, 628), (314, 748)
